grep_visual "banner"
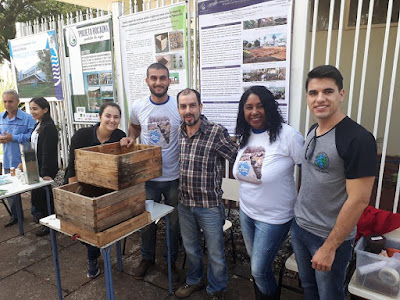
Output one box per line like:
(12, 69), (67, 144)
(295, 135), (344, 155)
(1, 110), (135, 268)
(119, 4), (187, 107)
(65, 18), (114, 122)
(198, 0), (293, 133)
(9, 30), (63, 100)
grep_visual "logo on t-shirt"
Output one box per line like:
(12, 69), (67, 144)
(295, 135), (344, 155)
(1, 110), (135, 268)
(236, 146), (265, 184)
(148, 116), (171, 147)
(314, 152), (329, 172)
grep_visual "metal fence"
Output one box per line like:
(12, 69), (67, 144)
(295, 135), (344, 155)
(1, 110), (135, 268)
(16, 0), (399, 212)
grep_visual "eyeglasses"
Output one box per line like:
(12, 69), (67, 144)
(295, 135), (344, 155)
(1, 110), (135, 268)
(305, 132), (317, 161)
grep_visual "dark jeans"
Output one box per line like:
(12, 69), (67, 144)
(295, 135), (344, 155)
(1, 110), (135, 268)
(141, 179), (180, 263)
(31, 186), (54, 220)
(86, 244), (101, 261)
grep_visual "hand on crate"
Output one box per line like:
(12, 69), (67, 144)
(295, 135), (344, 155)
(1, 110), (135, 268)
(120, 137), (135, 147)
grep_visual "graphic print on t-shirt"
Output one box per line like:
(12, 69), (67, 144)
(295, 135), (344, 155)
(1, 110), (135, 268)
(313, 152), (329, 172)
(237, 146), (265, 184)
(148, 116), (171, 147)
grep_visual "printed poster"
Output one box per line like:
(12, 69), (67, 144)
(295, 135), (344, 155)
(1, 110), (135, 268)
(64, 17), (115, 122)
(119, 4), (187, 107)
(9, 30), (63, 100)
(198, 0), (293, 133)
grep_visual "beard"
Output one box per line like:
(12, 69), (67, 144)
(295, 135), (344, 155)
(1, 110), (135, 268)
(149, 85), (169, 98)
(184, 113), (200, 126)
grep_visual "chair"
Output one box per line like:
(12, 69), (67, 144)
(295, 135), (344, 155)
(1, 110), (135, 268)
(277, 250), (303, 296)
(181, 178), (240, 269)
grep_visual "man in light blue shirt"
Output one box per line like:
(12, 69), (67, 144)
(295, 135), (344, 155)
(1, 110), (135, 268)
(0, 90), (35, 227)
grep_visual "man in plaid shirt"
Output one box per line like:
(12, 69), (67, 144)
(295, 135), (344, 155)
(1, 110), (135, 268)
(175, 89), (238, 300)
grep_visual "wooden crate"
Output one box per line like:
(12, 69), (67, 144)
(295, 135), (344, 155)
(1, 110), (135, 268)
(75, 142), (162, 190)
(54, 182), (146, 232)
(60, 211), (151, 248)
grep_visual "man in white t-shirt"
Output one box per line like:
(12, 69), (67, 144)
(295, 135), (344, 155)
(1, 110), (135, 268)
(126, 63), (181, 282)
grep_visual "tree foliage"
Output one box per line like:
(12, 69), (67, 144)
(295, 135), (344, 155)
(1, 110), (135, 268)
(0, 0), (84, 62)
(37, 49), (53, 82)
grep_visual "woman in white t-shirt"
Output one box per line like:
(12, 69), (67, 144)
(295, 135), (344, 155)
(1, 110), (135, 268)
(234, 86), (304, 299)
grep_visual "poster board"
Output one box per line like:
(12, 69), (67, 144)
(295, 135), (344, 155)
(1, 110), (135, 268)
(9, 30), (63, 101)
(198, 0), (293, 133)
(64, 17), (115, 122)
(119, 3), (187, 107)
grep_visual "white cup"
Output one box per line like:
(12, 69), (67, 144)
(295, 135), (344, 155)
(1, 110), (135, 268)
(145, 200), (154, 215)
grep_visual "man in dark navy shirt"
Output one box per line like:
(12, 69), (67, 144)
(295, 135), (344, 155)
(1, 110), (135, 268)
(292, 65), (377, 300)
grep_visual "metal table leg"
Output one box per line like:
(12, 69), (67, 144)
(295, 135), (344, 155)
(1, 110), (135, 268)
(15, 194), (23, 235)
(165, 215), (172, 294)
(116, 240), (123, 272)
(45, 185), (52, 215)
(102, 246), (115, 300)
(50, 227), (63, 299)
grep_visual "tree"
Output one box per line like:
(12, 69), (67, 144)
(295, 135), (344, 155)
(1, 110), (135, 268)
(37, 49), (53, 82)
(0, 0), (84, 62)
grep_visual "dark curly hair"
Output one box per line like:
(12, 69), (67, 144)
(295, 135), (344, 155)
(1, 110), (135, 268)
(235, 86), (283, 148)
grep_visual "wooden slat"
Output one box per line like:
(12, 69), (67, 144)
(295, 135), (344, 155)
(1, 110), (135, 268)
(75, 142), (162, 190)
(60, 211), (151, 247)
(54, 182), (146, 232)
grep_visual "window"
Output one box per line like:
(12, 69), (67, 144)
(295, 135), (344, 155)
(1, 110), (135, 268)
(309, 0), (400, 31)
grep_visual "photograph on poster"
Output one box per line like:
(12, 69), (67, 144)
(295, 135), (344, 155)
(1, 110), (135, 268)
(88, 86), (100, 98)
(13, 49), (54, 97)
(170, 72), (180, 84)
(243, 32), (287, 64)
(87, 74), (99, 85)
(169, 30), (184, 50)
(101, 85), (113, 98)
(156, 54), (171, 68)
(88, 97), (102, 112)
(100, 72), (113, 85)
(243, 85), (285, 101)
(243, 16), (287, 30)
(155, 32), (170, 53)
(171, 53), (184, 69)
(243, 67), (286, 82)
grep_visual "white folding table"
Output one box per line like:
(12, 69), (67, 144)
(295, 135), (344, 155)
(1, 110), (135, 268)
(40, 203), (174, 300)
(0, 174), (53, 235)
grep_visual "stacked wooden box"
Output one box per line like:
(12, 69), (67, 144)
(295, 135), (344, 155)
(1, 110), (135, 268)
(54, 143), (162, 245)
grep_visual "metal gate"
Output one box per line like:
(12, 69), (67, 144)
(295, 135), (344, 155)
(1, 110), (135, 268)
(15, 0), (399, 212)
(290, 0), (400, 212)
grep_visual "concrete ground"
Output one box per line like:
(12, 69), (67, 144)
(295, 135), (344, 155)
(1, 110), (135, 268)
(0, 193), (303, 300)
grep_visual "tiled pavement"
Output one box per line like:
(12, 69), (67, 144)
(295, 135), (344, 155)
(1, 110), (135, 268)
(0, 193), (303, 300)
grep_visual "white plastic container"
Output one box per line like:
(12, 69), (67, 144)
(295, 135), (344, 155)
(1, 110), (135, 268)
(355, 236), (400, 297)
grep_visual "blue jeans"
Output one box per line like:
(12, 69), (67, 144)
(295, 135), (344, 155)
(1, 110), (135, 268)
(178, 202), (228, 295)
(291, 220), (354, 300)
(4, 168), (22, 219)
(240, 210), (291, 295)
(141, 179), (179, 263)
